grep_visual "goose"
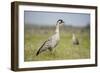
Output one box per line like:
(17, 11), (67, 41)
(72, 33), (79, 45)
(36, 19), (64, 56)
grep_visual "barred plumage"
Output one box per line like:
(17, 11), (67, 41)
(36, 19), (64, 56)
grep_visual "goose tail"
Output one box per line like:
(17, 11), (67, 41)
(36, 50), (40, 56)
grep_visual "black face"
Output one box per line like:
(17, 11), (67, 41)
(57, 19), (64, 24)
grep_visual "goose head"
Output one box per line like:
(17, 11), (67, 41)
(57, 19), (64, 26)
(55, 19), (64, 33)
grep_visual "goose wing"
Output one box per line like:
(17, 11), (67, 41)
(36, 36), (53, 56)
(36, 34), (58, 56)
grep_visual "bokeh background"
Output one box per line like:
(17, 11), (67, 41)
(24, 11), (90, 61)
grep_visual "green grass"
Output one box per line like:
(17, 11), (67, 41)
(24, 26), (90, 61)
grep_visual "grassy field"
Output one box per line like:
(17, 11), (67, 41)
(24, 25), (90, 61)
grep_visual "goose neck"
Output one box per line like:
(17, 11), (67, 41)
(55, 23), (59, 33)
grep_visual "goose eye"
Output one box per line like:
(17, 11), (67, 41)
(59, 21), (61, 23)
(59, 21), (62, 23)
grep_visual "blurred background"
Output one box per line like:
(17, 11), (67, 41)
(24, 11), (90, 61)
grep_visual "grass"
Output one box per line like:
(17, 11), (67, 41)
(24, 26), (90, 61)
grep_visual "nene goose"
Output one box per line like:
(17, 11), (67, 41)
(72, 33), (79, 45)
(36, 19), (64, 56)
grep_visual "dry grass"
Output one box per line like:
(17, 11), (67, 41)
(24, 25), (90, 61)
